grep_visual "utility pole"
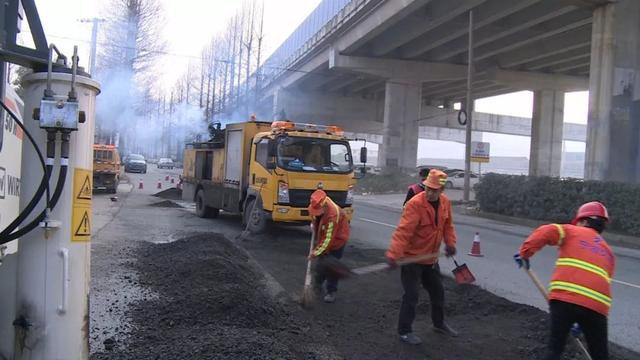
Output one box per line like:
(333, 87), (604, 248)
(463, 10), (474, 202)
(78, 18), (105, 75)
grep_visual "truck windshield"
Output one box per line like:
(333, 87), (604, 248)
(277, 136), (353, 173)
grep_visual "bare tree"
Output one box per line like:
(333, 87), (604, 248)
(98, 0), (166, 86)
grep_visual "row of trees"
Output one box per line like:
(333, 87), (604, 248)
(95, 0), (268, 158)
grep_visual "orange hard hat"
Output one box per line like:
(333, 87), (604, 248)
(423, 169), (448, 189)
(308, 189), (327, 216)
(571, 201), (609, 225)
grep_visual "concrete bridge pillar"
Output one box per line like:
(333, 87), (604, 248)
(585, 0), (640, 182)
(529, 90), (564, 177)
(379, 80), (421, 171)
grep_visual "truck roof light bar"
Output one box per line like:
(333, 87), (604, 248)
(271, 121), (344, 136)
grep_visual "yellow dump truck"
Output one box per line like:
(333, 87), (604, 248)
(182, 120), (366, 233)
(93, 144), (121, 193)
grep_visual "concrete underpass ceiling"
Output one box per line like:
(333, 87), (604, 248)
(284, 0), (607, 103)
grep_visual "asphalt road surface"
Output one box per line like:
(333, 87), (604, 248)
(92, 168), (640, 353)
(349, 202), (640, 353)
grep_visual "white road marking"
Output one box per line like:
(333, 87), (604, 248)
(612, 279), (640, 289)
(358, 217), (396, 228)
(357, 218), (640, 290)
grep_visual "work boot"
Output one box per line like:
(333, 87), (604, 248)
(399, 333), (422, 345)
(323, 292), (336, 303)
(433, 323), (459, 337)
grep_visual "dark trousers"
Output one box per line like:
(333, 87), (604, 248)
(314, 246), (345, 294)
(398, 263), (445, 335)
(545, 300), (608, 360)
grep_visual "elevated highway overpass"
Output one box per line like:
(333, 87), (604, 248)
(228, 0), (640, 182)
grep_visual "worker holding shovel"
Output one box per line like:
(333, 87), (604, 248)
(386, 169), (459, 345)
(515, 201), (616, 360)
(307, 189), (350, 303)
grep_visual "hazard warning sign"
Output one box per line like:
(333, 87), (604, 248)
(73, 168), (92, 205)
(72, 168), (92, 241)
(71, 206), (91, 241)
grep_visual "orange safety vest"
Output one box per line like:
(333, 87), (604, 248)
(312, 198), (350, 256)
(387, 192), (457, 265)
(520, 224), (616, 316)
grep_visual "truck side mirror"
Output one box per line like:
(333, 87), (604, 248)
(360, 147), (367, 164)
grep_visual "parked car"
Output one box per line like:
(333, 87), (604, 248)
(124, 154), (147, 173)
(157, 157), (174, 169)
(445, 171), (479, 189)
(443, 168), (464, 176)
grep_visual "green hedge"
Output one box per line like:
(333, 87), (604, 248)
(475, 173), (640, 237)
(354, 172), (416, 194)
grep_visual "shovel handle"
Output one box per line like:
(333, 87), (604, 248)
(525, 269), (549, 301)
(396, 252), (442, 266)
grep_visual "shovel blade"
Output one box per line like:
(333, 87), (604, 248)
(452, 263), (476, 284)
(316, 256), (353, 279)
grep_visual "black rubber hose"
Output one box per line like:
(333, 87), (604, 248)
(0, 100), (51, 240)
(1, 165), (68, 244)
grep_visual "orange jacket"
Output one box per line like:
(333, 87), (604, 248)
(312, 198), (350, 256)
(520, 224), (616, 316)
(386, 192), (456, 264)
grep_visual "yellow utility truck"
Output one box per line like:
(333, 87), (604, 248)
(182, 120), (366, 233)
(93, 144), (121, 193)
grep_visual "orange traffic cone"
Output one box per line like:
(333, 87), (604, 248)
(138, 179), (144, 189)
(468, 232), (484, 257)
(157, 179), (162, 189)
(170, 178), (175, 184)
(165, 175), (169, 181)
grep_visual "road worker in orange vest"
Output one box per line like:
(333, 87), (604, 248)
(387, 169), (458, 345)
(515, 201), (616, 360)
(308, 189), (350, 303)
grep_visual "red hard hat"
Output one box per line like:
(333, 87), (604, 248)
(572, 201), (609, 225)
(308, 189), (327, 216)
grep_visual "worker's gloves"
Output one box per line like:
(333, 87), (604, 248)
(445, 245), (457, 257)
(570, 323), (582, 337)
(386, 256), (398, 270)
(513, 253), (530, 269)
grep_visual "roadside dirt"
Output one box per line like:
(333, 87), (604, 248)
(241, 226), (638, 360)
(153, 187), (182, 200)
(91, 191), (638, 359)
(92, 233), (341, 360)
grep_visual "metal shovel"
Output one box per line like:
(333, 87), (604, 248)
(451, 256), (475, 284)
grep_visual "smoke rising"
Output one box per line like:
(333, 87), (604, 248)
(95, 68), (208, 158)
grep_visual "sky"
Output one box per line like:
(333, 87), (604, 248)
(32, 0), (322, 91)
(26, 0), (589, 160)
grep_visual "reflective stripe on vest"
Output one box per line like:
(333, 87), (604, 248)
(552, 223), (566, 245)
(556, 257), (611, 283)
(549, 280), (612, 307)
(313, 200), (341, 256)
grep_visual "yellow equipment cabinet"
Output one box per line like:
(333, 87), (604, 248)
(182, 120), (360, 233)
(93, 144), (121, 193)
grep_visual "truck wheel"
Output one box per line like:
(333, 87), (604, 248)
(109, 188), (117, 194)
(244, 198), (268, 234)
(195, 189), (219, 218)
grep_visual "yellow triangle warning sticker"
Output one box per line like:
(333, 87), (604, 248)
(75, 211), (91, 236)
(72, 207), (91, 241)
(77, 175), (92, 200)
(73, 168), (92, 206)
